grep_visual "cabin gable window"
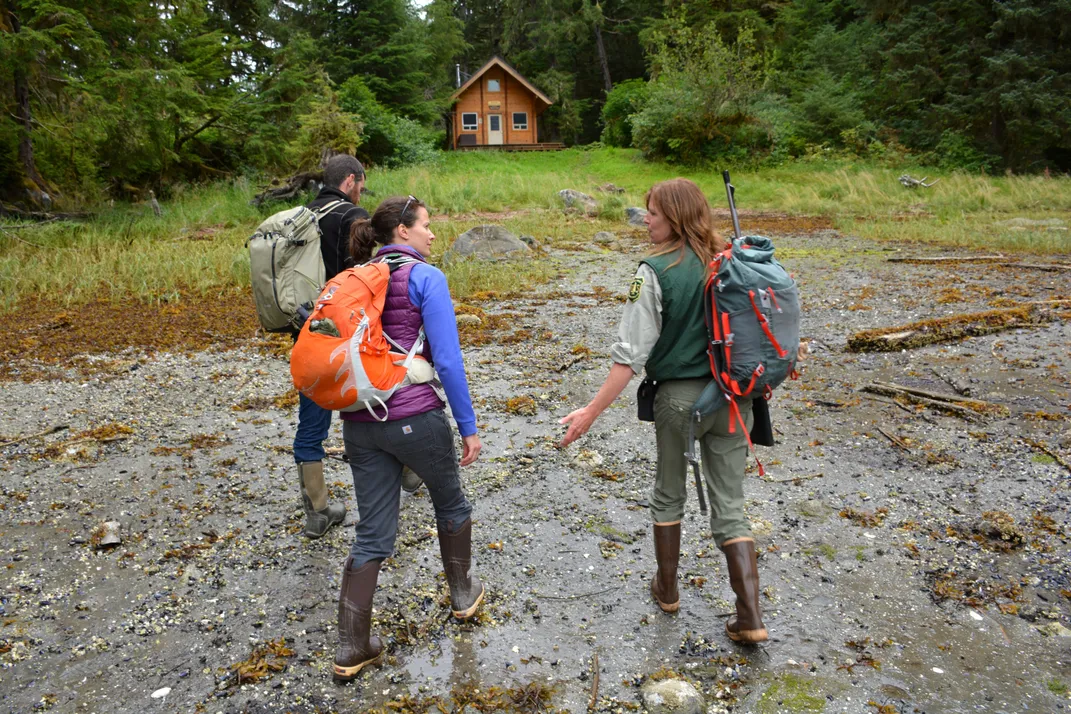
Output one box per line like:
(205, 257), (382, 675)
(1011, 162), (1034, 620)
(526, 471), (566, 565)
(487, 79), (500, 92)
(461, 112), (478, 131)
(512, 112), (528, 131)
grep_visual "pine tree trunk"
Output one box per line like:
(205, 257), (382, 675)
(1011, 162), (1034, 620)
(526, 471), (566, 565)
(9, 6), (49, 193)
(594, 22), (612, 92)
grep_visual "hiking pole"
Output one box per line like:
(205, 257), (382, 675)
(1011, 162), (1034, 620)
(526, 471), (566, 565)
(723, 170), (742, 241)
(684, 412), (708, 515)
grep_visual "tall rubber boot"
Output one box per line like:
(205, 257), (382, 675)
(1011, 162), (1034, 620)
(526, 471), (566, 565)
(401, 466), (424, 494)
(437, 518), (485, 619)
(298, 461), (346, 538)
(333, 557), (383, 682)
(650, 521), (681, 613)
(721, 537), (768, 643)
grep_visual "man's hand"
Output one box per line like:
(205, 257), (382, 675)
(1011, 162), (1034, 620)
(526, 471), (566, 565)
(558, 406), (597, 448)
(460, 434), (482, 466)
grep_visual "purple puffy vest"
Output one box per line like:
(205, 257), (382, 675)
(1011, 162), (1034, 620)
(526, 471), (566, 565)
(341, 247), (444, 424)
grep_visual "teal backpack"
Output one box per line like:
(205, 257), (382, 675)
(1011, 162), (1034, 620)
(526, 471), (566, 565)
(685, 174), (801, 510)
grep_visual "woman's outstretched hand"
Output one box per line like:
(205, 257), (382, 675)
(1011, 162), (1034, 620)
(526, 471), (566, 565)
(460, 434), (482, 466)
(558, 406), (597, 448)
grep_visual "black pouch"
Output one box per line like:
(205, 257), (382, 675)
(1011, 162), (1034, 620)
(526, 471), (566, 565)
(637, 378), (659, 422)
(750, 395), (775, 447)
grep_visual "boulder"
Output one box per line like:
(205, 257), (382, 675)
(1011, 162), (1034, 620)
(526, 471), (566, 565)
(626, 207), (648, 226)
(594, 231), (616, 244)
(456, 314), (482, 327)
(442, 225), (530, 264)
(558, 189), (598, 215)
(640, 679), (705, 714)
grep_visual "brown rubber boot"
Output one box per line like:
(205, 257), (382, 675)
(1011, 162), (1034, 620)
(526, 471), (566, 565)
(721, 537), (768, 643)
(437, 518), (485, 619)
(650, 521), (681, 613)
(401, 466), (424, 494)
(298, 461), (346, 538)
(333, 557), (384, 682)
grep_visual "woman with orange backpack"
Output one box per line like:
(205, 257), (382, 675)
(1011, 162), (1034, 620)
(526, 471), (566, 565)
(559, 178), (784, 645)
(331, 195), (484, 682)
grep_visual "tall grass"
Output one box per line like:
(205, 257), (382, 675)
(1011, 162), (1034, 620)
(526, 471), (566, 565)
(2, 149), (1068, 311)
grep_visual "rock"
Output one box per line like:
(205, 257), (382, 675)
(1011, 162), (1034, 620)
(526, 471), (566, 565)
(597, 182), (625, 193)
(594, 231), (616, 244)
(456, 314), (482, 327)
(558, 189), (598, 215)
(626, 207), (648, 226)
(519, 234), (539, 248)
(442, 225), (530, 264)
(150, 687), (171, 699)
(640, 678), (704, 714)
(1036, 621), (1071, 637)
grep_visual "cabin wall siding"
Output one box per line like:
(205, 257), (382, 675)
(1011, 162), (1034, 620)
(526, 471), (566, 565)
(453, 65), (542, 147)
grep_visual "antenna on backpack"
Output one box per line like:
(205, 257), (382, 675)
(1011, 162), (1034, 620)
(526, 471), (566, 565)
(723, 170), (742, 241)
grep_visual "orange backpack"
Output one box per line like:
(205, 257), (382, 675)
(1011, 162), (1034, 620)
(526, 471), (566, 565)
(290, 255), (432, 418)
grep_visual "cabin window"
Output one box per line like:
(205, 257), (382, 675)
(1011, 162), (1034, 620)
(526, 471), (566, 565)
(512, 112), (528, 130)
(461, 112), (478, 131)
(487, 79), (500, 92)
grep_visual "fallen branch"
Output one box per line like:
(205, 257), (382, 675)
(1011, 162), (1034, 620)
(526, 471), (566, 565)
(557, 354), (587, 372)
(929, 367), (971, 396)
(860, 381), (1008, 419)
(535, 587), (615, 601)
(888, 255), (1004, 264)
(762, 472), (823, 484)
(1004, 263), (1071, 273)
(0, 424), (69, 448)
(876, 427), (912, 452)
(588, 652), (600, 712)
(250, 171), (323, 207)
(846, 306), (1052, 353)
(898, 174), (940, 188)
(861, 393), (916, 414)
(1022, 438), (1071, 475)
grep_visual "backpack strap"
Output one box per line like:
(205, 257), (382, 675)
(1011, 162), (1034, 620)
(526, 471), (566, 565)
(311, 199), (347, 218)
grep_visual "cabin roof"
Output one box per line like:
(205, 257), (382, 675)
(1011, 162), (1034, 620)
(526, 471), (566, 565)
(450, 56), (553, 109)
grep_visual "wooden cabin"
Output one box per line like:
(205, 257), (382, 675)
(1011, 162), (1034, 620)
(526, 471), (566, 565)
(449, 57), (563, 151)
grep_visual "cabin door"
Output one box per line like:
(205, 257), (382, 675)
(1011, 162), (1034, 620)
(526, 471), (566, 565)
(488, 114), (503, 145)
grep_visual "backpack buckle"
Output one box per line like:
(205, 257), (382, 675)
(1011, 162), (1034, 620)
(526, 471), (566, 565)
(759, 289), (771, 310)
(725, 332), (734, 346)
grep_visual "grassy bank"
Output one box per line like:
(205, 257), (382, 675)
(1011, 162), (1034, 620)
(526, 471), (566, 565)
(1, 149), (1069, 311)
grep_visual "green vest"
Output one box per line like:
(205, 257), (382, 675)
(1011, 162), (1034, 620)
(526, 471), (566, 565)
(641, 247), (711, 382)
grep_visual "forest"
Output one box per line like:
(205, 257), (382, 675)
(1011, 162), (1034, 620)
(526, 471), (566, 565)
(2, 0), (1070, 207)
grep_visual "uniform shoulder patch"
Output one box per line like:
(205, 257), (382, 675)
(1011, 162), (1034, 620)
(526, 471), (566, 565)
(627, 276), (645, 302)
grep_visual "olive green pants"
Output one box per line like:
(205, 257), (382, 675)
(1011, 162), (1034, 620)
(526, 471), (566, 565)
(651, 378), (754, 544)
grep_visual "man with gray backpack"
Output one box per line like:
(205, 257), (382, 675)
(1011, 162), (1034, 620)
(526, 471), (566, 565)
(249, 154), (368, 537)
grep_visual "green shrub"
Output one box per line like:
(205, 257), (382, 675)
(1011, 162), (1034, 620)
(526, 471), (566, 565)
(339, 76), (440, 168)
(630, 18), (769, 163)
(929, 131), (1000, 173)
(600, 79), (648, 148)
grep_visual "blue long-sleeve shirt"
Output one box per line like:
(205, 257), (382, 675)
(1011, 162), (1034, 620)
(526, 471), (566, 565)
(381, 245), (477, 436)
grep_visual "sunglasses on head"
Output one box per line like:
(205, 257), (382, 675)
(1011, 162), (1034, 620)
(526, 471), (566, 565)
(400, 195), (418, 225)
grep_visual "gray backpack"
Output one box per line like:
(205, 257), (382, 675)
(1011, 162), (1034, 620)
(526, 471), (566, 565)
(248, 200), (344, 333)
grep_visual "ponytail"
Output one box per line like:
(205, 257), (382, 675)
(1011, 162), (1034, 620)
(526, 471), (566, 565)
(349, 218), (379, 264)
(348, 195), (429, 265)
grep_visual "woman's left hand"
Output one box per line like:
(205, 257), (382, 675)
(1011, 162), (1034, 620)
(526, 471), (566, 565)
(559, 406), (597, 448)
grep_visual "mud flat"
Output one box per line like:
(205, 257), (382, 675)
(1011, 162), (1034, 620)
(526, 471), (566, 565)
(2, 231), (1070, 713)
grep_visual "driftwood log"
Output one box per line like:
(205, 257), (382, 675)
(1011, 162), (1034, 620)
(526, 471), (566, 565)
(860, 380), (1009, 419)
(887, 255), (1071, 272)
(846, 305), (1054, 353)
(0, 204), (90, 222)
(250, 171), (324, 207)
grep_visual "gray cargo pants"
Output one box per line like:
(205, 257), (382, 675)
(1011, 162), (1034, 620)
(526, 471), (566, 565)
(342, 408), (472, 566)
(651, 378), (754, 544)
